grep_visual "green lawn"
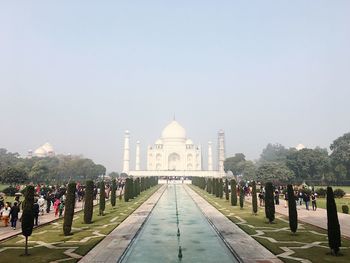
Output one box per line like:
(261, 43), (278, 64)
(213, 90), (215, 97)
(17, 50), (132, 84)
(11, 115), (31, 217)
(190, 185), (350, 263)
(316, 197), (350, 212)
(0, 185), (161, 263)
(315, 186), (350, 194)
(0, 184), (9, 191)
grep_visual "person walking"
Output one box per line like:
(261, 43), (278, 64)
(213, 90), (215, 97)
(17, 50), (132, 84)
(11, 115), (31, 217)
(33, 200), (40, 226)
(304, 193), (310, 210)
(1, 203), (11, 227)
(298, 191), (303, 206)
(59, 200), (64, 217)
(311, 193), (317, 211)
(274, 190), (280, 205)
(284, 192), (288, 208)
(10, 202), (20, 230)
(53, 198), (60, 217)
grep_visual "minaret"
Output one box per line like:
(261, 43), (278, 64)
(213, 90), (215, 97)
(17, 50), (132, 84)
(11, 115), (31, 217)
(135, 140), (140, 171)
(122, 130), (130, 174)
(208, 141), (213, 171)
(218, 130), (225, 173)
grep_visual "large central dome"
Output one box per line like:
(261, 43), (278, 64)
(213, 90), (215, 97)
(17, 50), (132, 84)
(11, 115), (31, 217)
(161, 120), (186, 139)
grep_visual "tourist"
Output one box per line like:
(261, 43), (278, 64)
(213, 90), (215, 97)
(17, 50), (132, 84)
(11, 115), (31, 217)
(274, 190), (280, 205)
(304, 193), (310, 210)
(38, 195), (46, 216)
(284, 192), (288, 208)
(33, 199), (40, 226)
(10, 202), (20, 230)
(53, 198), (61, 217)
(0, 195), (4, 210)
(59, 200), (65, 217)
(298, 191), (303, 206)
(1, 202), (11, 227)
(311, 193), (317, 211)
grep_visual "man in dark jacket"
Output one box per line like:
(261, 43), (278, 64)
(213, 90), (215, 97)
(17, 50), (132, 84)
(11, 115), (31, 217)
(33, 200), (40, 226)
(10, 202), (20, 230)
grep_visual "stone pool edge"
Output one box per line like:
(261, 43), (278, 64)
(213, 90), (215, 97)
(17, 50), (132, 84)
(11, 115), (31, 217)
(79, 184), (167, 263)
(185, 185), (283, 263)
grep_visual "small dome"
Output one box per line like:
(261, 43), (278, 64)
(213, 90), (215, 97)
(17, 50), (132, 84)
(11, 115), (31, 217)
(42, 142), (54, 153)
(296, 144), (305, 151)
(186, 139), (193, 145)
(155, 139), (163, 145)
(34, 147), (46, 157)
(161, 120), (186, 139)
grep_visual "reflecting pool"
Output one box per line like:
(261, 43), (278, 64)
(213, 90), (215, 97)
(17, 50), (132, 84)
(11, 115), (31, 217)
(122, 184), (239, 263)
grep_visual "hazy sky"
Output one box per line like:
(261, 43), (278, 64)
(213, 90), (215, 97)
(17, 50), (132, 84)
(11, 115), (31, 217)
(1, 1), (349, 172)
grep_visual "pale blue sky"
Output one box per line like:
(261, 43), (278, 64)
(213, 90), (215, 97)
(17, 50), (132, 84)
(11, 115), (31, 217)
(1, 1), (349, 172)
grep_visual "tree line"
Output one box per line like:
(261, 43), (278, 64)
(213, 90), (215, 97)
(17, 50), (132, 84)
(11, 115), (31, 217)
(0, 148), (107, 184)
(224, 132), (350, 185)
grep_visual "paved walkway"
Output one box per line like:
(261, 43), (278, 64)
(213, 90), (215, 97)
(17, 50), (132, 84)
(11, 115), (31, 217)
(185, 185), (282, 263)
(246, 196), (350, 239)
(79, 185), (166, 263)
(0, 198), (99, 242)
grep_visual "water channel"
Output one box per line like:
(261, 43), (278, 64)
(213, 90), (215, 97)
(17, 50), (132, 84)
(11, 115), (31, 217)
(121, 184), (239, 263)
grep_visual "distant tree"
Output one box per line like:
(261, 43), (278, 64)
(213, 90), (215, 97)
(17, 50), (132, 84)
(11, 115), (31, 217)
(230, 179), (237, 206)
(260, 143), (291, 164)
(215, 178), (220, 198)
(99, 181), (105, 215)
(84, 180), (94, 224)
(124, 178), (131, 202)
(63, 182), (76, 236)
(109, 172), (119, 179)
(0, 167), (28, 184)
(252, 181), (258, 215)
(111, 179), (117, 207)
(256, 162), (293, 184)
(28, 162), (49, 183)
(224, 179), (229, 200)
(265, 182), (275, 223)
(327, 187), (341, 255)
(224, 153), (246, 177)
(21, 185), (34, 256)
(330, 132), (350, 179)
(287, 184), (298, 233)
(242, 161), (257, 181)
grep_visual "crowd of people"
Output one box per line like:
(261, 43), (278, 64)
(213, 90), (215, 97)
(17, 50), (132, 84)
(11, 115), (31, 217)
(0, 178), (127, 230)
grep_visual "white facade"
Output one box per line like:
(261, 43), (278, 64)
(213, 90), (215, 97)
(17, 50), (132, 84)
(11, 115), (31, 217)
(123, 120), (226, 177)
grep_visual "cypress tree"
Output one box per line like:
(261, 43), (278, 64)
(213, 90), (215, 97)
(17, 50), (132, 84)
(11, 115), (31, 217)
(287, 184), (297, 234)
(219, 178), (223, 198)
(124, 178), (130, 202)
(230, 179), (237, 206)
(215, 179), (220, 198)
(22, 185), (34, 256)
(111, 179), (117, 207)
(208, 178), (212, 194)
(99, 181), (105, 216)
(252, 181), (258, 215)
(211, 178), (215, 195)
(265, 182), (275, 223)
(239, 186), (244, 209)
(327, 187), (341, 255)
(225, 179), (229, 201)
(84, 180), (94, 224)
(63, 182), (76, 236)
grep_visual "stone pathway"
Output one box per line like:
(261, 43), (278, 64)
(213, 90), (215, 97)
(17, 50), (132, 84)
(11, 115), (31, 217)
(185, 185), (282, 263)
(246, 196), (350, 239)
(0, 197), (103, 242)
(79, 185), (166, 263)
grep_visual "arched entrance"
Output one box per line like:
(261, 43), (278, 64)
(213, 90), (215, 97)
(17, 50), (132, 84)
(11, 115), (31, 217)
(168, 153), (180, 170)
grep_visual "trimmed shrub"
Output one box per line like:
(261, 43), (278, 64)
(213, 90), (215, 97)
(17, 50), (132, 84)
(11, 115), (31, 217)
(316, 187), (327, 198)
(21, 185), (34, 256)
(333, 189), (346, 198)
(327, 187), (341, 255)
(239, 186), (244, 209)
(124, 178), (131, 202)
(99, 181), (105, 215)
(84, 180), (94, 224)
(225, 179), (229, 201)
(219, 178), (223, 198)
(230, 179), (237, 206)
(215, 179), (220, 198)
(252, 181), (258, 214)
(342, 205), (349, 214)
(265, 182), (275, 223)
(3, 186), (17, 196)
(111, 179), (116, 207)
(287, 184), (298, 233)
(63, 182), (76, 236)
